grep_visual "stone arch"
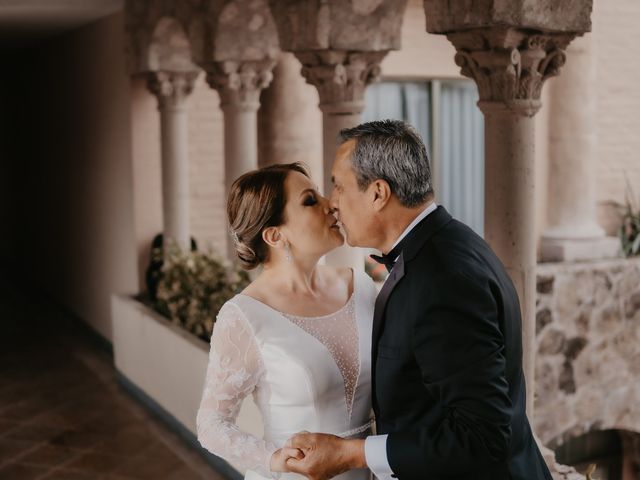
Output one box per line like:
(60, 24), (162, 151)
(186, 0), (279, 68)
(147, 16), (197, 72)
(213, 0), (279, 62)
(124, 2), (198, 75)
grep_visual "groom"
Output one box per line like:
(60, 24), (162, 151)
(285, 120), (552, 480)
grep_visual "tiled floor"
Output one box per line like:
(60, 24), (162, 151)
(0, 275), (226, 480)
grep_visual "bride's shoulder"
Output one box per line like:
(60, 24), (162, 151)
(216, 296), (242, 320)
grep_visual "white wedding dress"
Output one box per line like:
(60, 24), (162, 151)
(196, 269), (377, 480)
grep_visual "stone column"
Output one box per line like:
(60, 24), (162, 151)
(297, 51), (385, 195)
(205, 60), (275, 200)
(541, 34), (619, 262)
(296, 50), (387, 267)
(258, 52), (322, 179)
(205, 60), (275, 258)
(482, 103), (538, 416)
(147, 70), (199, 251)
(267, 0), (407, 268)
(449, 29), (576, 418)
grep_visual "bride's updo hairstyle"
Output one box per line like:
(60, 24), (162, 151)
(227, 162), (309, 270)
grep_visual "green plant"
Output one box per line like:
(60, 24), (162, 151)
(153, 242), (250, 341)
(618, 178), (640, 258)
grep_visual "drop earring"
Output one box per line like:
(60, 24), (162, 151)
(284, 241), (292, 262)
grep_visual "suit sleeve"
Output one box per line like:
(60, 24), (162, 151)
(386, 271), (513, 477)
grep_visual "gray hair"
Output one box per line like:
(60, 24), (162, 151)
(338, 119), (433, 207)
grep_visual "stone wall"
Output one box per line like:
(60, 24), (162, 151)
(534, 258), (640, 448)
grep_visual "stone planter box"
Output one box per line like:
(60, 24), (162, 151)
(111, 294), (263, 477)
(534, 257), (640, 449)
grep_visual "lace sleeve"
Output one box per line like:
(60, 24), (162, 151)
(196, 302), (278, 478)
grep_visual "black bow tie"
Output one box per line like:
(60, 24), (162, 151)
(370, 239), (407, 272)
(371, 207), (439, 273)
(370, 252), (396, 272)
(370, 232), (411, 272)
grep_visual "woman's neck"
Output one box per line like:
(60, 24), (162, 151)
(261, 256), (323, 298)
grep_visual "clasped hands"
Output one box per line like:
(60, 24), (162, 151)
(270, 432), (366, 480)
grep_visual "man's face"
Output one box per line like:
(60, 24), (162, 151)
(330, 140), (376, 248)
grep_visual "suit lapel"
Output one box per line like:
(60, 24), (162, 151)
(371, 206), (453, 347)
(371, 206), (453, 415)
(372, 252), (405, 358)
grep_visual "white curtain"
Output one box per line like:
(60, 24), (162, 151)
(363, 82), (431, 147)
(439, 81), (484, 236)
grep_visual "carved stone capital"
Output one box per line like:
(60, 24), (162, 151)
(147, 71), (199, 111)
(295, 50), (387, 114)
(205, 59), (276, 111)
(447, 28), (576, 117)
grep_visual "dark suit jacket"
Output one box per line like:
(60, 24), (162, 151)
(372, 206), (551, 480)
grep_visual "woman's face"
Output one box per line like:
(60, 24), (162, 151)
(279, 171), (344, 259)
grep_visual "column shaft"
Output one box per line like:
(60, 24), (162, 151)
(223, 105), (259, 197)
(258, 52), (322, 178)
(147, 71), (198, 252)
(205, 59), (275, 261)
(296, 50), (387, 269)
(541, 35), (618, 261)
(547, 35), (598, 234)
(322, 110), (363, 268)
(222, 105), (259, 261)
(321, 111), (362, 195)
(449, 28), (577, 422)
(159, 105), (191, 250)
(482, 105), (537, 417)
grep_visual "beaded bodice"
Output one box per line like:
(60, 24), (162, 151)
(283, 294), (359, 418)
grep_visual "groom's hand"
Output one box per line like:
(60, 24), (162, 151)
(270, 447), (305, 473)
(284, 432), (366, 480)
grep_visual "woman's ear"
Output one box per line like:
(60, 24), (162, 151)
(262, 226), (282, 249)
(371, 179), (392, 212)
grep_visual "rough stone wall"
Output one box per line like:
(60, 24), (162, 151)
(534, 258), (640, 448)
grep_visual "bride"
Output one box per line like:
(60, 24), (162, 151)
(196, 162), (377, 479)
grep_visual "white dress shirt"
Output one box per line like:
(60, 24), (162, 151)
(389, 201), (438, 254)
(364, 201), (438, 480)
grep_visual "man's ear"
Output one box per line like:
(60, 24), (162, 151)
(370, 179), (392, 212)
(262, 227), (282, 249)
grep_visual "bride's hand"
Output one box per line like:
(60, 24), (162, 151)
(270, 447), (305, 472)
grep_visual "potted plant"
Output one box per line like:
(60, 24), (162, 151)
(111, 240), (261, 470)
(152, 241), (249, 341)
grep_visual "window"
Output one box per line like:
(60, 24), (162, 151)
(363, 79), (485, 236)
